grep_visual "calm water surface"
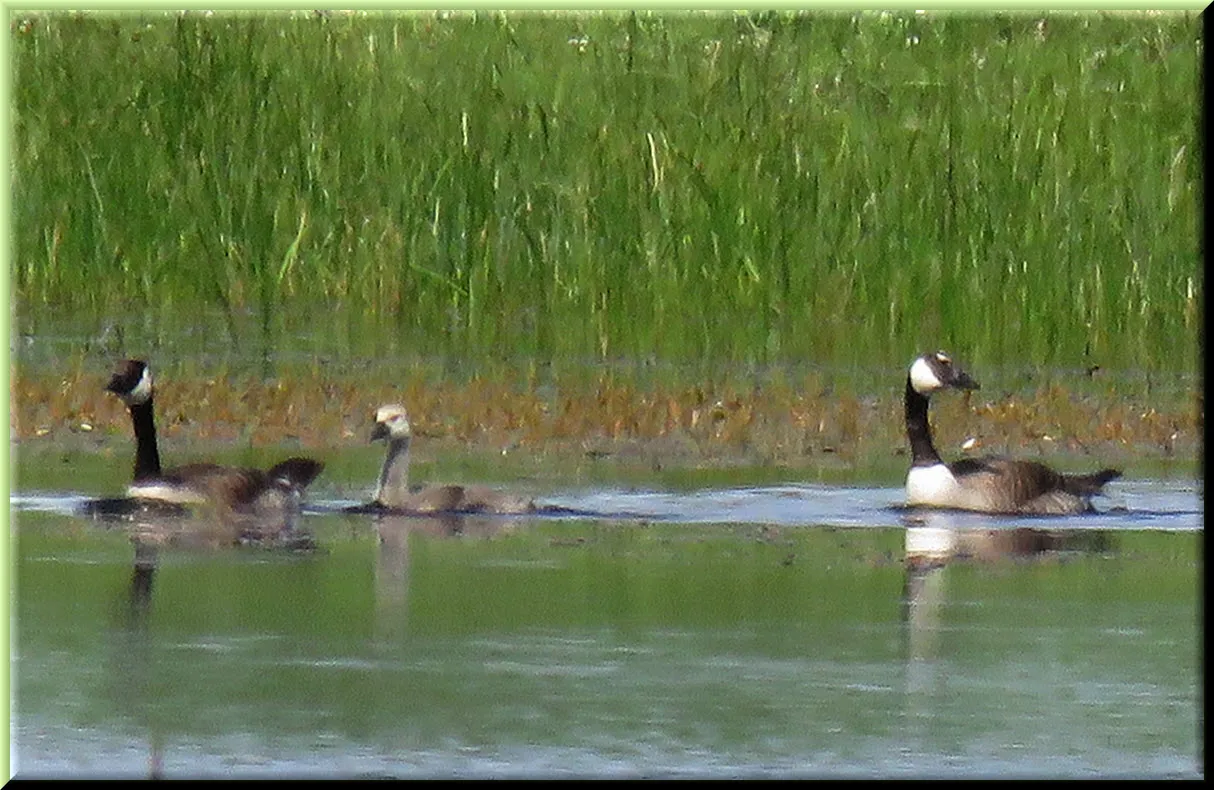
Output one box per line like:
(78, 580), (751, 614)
(10, 478), (1202, 778)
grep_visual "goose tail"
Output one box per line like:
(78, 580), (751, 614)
(267, 457), (325, 490)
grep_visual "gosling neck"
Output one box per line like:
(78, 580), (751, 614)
(375, 435), (412, 509)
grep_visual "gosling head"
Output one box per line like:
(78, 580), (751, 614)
(106, 359), (154, 406)
(370, 404), (412, 443)
(909, 351), (980, 395)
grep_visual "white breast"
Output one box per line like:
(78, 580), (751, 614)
(127, 481), (209, 505)
(905, 463), (961, 507)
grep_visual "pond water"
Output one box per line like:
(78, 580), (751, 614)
(8, 476), (1202, 779)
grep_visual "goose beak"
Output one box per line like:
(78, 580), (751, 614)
(952, 368), (980, 391)
(370, 422), (389, 443)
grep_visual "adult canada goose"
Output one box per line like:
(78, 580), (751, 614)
(904, 351), (1121, 515)
(84, 359), (324, 530)
(344, 403), (536, 515)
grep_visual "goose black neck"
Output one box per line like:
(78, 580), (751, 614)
(905, 376), (942, 467)
(128, 397), (162, 481)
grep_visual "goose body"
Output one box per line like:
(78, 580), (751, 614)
(87, 360), (323, 529)
(345, 403), (535, 515)
(904, 351), (1120, 515)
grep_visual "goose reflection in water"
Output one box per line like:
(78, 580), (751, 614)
(92, 494), (320, 553)
(901, 511), (1114, 572)
(900, 509), (1116, 671)
(899, 511), (1117, 718)
(115, 538), (163, 780)
(106, 508), (320, 780)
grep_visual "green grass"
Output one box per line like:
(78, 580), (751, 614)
(9, 10), (1201, 375)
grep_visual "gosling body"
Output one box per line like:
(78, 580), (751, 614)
(346, 404), (535, 516)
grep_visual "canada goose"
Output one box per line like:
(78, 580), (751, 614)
(344, 403), (536, 515)
(86, 359), (323, 529)
(904, 351), (1121, 515)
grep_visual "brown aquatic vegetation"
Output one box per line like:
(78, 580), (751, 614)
(9, 362), (1200, 478)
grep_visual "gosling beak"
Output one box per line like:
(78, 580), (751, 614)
(370, 422), (389, 443)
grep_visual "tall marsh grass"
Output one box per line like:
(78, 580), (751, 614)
(9, 10), (1202, 375)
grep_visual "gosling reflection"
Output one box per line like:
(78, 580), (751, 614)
(370, 513), (514, 636)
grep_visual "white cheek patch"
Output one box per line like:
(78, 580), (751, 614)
(909, 357), (943, 394)
(126, 367), (154, 405)
(905, 463), (959, 506)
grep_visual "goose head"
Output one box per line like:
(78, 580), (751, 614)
(107, 359), (154, 406)
(370, 404), (412, 443)
(908, 351), (980, 396)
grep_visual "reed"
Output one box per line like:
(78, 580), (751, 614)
(10, 10), (1201, 374)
